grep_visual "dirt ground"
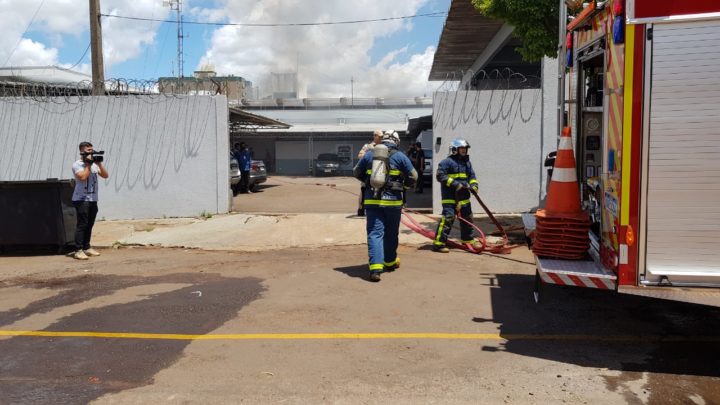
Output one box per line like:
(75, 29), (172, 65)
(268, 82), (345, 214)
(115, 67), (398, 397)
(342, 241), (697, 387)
(1, 176), (719, 404)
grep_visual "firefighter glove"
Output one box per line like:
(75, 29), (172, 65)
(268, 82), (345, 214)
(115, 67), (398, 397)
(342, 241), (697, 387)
(454, 182), (466, 192)
(471, 184), (478, 192)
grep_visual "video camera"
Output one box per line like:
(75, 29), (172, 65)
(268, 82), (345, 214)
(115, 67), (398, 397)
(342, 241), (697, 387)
(81, 150), (105, 163)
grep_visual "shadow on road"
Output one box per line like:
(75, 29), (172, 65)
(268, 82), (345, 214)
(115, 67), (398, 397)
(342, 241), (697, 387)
(333, 264), (375, 282)
(480, 273), (720, 403)
(0, 273), (265, 403)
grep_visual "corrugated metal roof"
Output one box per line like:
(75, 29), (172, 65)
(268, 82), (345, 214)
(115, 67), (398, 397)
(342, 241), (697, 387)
(0, 66), (91, 85)
(428, 0), (505, 81)
(256, 123), (400, 133)
(229, 107), (291, 130)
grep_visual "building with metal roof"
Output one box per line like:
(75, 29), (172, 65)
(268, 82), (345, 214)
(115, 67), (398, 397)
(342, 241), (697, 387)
(233, 99), (432, 176)
(0, 66), (91, 84)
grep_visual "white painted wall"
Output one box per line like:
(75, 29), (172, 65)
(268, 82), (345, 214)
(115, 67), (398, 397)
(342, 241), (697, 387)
(432, 87), (552, 213)
(0, 95), (229, 220)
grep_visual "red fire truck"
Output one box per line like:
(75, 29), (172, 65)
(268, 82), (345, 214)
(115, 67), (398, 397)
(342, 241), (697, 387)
(525, 0), (720, 306)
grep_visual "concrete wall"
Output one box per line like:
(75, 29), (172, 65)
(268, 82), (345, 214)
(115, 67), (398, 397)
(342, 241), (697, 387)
(432, 86), (552, 213)
(0, 95), (229, 220)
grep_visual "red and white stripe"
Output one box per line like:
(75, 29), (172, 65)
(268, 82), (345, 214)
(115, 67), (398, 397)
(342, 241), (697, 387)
(550, 168), (577, 183)
(551, 129), (578, 183)
(539, 271), (616, 290)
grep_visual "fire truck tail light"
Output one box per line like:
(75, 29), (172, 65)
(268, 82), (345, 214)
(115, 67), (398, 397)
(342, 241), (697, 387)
(626, 225), (635, 247)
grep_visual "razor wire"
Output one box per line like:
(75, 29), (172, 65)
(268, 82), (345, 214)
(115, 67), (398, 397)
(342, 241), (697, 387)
(0, 78), (245, 103)
(0, 79), (218, 190)
(432, 68), (543, 136)
(434, 68), (542, 94)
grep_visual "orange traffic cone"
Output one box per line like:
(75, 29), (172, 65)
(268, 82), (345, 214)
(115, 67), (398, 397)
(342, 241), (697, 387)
(532, 126), (591, 260)
(544, 126), (582, 217)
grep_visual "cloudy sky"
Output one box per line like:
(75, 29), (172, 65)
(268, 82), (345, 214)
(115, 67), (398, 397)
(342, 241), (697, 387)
(0, 0), (450, 98)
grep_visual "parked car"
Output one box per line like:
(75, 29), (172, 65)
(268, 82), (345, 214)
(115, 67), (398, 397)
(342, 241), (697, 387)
(422, 148), (433, 185)
(230, 153), (241, 195)
(248, 160), (267, 191)
(314, 153), (342, 176)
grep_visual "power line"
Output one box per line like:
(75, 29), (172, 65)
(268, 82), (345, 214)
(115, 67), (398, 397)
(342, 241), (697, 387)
(100, 11), (447, 27)
(3, 0), (46, 67)
(68, 43), (91, 70)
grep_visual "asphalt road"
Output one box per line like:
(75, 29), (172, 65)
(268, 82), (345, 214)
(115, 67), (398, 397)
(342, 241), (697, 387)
(1, 176), (719, 404)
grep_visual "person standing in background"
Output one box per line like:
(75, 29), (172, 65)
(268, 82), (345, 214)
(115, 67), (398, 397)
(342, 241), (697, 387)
(235, 142), (252, 193)
(406, 142), (425, 193)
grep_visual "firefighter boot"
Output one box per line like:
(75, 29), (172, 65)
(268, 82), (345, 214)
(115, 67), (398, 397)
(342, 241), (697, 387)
(467, 241), (483, 252)
(432, 244), (450, 253)
(384, 258), (400, 272)
(369, 271), (382, 282)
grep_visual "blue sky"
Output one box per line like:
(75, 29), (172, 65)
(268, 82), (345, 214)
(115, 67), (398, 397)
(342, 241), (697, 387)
(2, 0), (451, 97)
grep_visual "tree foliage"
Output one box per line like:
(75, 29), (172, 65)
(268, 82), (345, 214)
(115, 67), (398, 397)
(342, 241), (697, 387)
(472, 0), (560, 62)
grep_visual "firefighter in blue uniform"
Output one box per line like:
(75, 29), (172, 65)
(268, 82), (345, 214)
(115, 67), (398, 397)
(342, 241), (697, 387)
(354, 131), (418, 282)
(433, 138), (480, 253)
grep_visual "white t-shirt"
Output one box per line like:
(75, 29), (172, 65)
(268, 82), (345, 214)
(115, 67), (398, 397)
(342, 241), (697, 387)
(357, 142), (376, 159)
(72, 160), (100, 202)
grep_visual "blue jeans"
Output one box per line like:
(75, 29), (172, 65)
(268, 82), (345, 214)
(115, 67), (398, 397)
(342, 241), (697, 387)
(365, 207), (402, 272)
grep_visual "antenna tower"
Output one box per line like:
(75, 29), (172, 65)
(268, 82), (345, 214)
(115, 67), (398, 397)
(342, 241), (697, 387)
(164, 0), (184, 80)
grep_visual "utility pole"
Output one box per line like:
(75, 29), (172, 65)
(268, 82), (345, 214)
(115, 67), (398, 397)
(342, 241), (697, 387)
(89, 0), (105, 95)
(350, 76), (354, 106)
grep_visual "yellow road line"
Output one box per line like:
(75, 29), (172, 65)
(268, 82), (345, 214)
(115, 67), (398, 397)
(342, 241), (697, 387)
(1, 330), (719, 342)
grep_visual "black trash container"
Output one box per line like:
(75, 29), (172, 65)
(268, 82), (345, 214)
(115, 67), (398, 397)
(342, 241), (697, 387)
(0, 179), (77, 251)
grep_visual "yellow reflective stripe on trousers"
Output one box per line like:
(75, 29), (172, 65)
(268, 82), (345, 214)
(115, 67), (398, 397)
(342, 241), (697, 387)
(383, 258), (399, 266)
(434, 217), (445, 244)
(441, 199), (471, 206)
(364, 200), (403, 207)
(369, 263), (384, 271)
(366, 169), (372, 174)
(448, 173), (468, 179)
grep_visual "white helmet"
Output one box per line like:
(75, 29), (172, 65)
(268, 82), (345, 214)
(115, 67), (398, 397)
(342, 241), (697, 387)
(382, 130), (400, 146)
(449, 138), (470, 155)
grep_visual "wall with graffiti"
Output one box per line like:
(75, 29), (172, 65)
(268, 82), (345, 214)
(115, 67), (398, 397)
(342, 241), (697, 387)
(0, 95), (230, 219)
(432, 86), (552, 213)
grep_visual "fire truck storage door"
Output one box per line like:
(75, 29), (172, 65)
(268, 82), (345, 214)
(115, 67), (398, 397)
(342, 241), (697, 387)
(644, 20), (720, 285)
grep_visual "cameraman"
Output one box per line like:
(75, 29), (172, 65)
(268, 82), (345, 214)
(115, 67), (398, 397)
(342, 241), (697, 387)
(71, 141), (109, 260)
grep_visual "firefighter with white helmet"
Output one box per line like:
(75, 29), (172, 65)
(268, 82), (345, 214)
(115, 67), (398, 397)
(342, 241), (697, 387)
(432, 138), (480, 252)
(353, 130), (418, 281)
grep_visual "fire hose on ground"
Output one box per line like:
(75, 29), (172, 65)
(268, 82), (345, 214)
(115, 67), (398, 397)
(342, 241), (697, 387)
(315, 180), (523, 254)
(400, 188), (523, 254)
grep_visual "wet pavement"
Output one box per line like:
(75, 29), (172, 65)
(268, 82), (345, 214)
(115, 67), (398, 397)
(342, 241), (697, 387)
(0, 270), (264, 403)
